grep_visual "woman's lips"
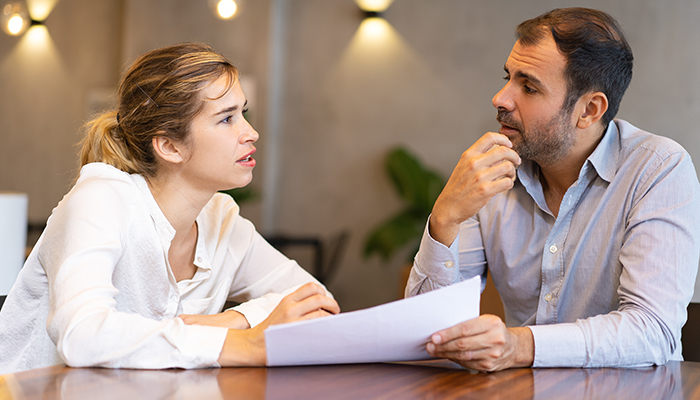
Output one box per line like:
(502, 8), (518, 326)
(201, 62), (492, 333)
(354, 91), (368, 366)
(236, 149), (257, 166)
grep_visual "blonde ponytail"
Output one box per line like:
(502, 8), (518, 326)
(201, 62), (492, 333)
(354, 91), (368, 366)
(79, 111), (143, 174)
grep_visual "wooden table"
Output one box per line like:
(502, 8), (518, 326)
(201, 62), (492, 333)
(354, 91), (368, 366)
(2, 360), (699, 399)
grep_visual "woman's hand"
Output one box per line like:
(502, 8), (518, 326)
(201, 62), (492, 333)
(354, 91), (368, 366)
(217, 282), (339, 366)
(179, 310), (251, 330)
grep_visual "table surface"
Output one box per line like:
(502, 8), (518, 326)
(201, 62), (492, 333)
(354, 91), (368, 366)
(2, 360), (699, 399)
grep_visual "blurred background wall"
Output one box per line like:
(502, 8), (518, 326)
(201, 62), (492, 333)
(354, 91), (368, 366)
(1, 0), (700, 311)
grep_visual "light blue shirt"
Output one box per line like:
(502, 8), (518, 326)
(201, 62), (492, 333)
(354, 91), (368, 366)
(407, 119), (700, 367)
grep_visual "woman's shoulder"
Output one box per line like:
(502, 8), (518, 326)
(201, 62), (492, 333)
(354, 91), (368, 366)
(57, 163), (143, 219)
(76, 162), (136, 187)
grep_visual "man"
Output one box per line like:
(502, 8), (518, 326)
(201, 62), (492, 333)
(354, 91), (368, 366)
(406, 7), (700, 371)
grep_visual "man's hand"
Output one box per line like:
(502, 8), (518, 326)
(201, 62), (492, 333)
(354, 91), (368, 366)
(426, 314), (534, 372)
(179, 310), (251, 330)
(217, 283), (339, 367)
(430, 132), (521, 246)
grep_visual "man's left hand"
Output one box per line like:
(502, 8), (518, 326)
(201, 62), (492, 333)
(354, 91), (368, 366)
(426, 314), (534, 372)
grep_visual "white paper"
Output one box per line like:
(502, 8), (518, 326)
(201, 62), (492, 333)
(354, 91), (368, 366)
(0, 192), (28, 295)
(265, 275), (481, 366)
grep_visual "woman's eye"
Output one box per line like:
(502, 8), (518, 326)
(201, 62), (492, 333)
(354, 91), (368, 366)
(221, 116), (232, 124)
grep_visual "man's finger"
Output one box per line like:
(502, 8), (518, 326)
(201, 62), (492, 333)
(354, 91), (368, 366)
(432, 315), (498, 344)
(475, 132), (513, 153)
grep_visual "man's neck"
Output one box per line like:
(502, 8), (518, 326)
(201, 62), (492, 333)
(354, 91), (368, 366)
(538, 123), (607, 217)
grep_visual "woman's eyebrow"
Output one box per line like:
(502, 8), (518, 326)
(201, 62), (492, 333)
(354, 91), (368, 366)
(213, 100), (248, 116)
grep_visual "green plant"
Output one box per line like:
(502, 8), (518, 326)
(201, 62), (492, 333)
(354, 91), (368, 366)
(363, 147), (446, 262)
(219, 187), (258, 204)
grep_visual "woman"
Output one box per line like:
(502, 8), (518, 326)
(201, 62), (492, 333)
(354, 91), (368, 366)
(0, 43), (338, 374)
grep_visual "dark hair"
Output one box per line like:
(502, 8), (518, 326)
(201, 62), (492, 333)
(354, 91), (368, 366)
(516, 8), (633, 125)
(80, 43), (239, 177)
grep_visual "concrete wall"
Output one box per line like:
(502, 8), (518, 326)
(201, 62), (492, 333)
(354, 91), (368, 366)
(2, 0), (700, 310)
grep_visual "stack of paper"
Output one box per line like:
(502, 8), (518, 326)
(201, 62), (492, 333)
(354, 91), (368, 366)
(265, 276), (481, 366)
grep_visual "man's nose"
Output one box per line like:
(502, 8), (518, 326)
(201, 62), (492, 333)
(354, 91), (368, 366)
(492, 83), (515, 111)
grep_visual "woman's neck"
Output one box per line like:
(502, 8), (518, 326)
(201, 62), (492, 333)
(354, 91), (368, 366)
(145, 173), (212, 235)
(146, 173), (213, 282)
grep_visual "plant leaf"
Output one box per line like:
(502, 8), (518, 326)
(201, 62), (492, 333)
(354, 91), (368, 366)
(386, 147), (445, 213)
(219, 187), (258, 204)
(363, 210), (424, 261)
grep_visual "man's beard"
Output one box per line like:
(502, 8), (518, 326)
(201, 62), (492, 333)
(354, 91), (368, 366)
(497, 107), (576, 167)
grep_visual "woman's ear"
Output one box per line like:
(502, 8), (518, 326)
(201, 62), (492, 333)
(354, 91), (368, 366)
(152, 135), (185, 164)
(576, 92), (609, 130)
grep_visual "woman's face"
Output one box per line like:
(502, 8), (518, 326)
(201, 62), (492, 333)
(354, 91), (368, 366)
(183, 75), (259, 193)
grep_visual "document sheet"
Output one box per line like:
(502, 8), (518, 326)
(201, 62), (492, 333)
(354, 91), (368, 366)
(265, 275), (481, 366)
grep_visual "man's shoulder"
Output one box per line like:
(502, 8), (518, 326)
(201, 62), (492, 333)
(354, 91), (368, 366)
(614, 119), (688, 160)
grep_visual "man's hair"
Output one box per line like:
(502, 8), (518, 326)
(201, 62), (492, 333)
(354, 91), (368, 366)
(516, 8), (633, 125)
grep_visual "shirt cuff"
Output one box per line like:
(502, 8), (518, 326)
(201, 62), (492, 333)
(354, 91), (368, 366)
(414, 216), (460, 286)
(529, 323), (587, 367)
(180, 324), (229, 368)
(232, 293), (285, 328)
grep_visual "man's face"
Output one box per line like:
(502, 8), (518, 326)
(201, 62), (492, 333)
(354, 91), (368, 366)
(492, 33), (577, 166)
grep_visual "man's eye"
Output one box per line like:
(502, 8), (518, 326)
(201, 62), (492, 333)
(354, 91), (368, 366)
(502, 75), (510, 81)
(523, 85), (536, 94)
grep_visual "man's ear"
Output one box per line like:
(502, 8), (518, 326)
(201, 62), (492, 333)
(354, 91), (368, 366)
(152, 135), (185, 164)
(576, 92), (608, 129)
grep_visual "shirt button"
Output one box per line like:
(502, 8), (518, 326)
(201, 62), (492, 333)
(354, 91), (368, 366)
(196, 257), (202, 263)
(170, 295), (178, 302)
(444, 261), (454, 268)
(549, 245), (558, 254)
(544, 293), (553, 302)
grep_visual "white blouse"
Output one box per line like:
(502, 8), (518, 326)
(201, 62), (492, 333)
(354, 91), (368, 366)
(0, 163), (325, 374)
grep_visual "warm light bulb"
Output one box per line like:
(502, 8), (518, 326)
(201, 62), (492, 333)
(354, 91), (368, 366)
(217, 0), (237, 19)
(7, 13), (23, 34)
(1, 1), (32, 36)
(358, 17), (391, 41)
(354, 0), (394, 13)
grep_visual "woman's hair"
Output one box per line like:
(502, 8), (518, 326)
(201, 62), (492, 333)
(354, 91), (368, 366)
(80, 43), (239, 177)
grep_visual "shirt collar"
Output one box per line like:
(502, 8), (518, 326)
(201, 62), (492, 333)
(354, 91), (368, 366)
(585, 119), (619, 184)
(129, 173), (176, 243)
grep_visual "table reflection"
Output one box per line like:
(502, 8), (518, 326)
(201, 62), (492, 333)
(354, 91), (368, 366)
(533, 363), (682, 400)
(1, 361), (697, 400)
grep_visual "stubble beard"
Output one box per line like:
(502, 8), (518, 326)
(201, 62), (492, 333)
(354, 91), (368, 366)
(497, 107), (576, 167)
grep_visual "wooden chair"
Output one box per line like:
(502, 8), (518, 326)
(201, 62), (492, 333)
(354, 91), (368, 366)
(265, 231), (349, 285)
(682, 303), (700, 361)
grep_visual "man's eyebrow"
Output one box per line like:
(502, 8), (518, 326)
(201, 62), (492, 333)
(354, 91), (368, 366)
(213, 100), (248, 116)
(504, 66), (544, 88)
